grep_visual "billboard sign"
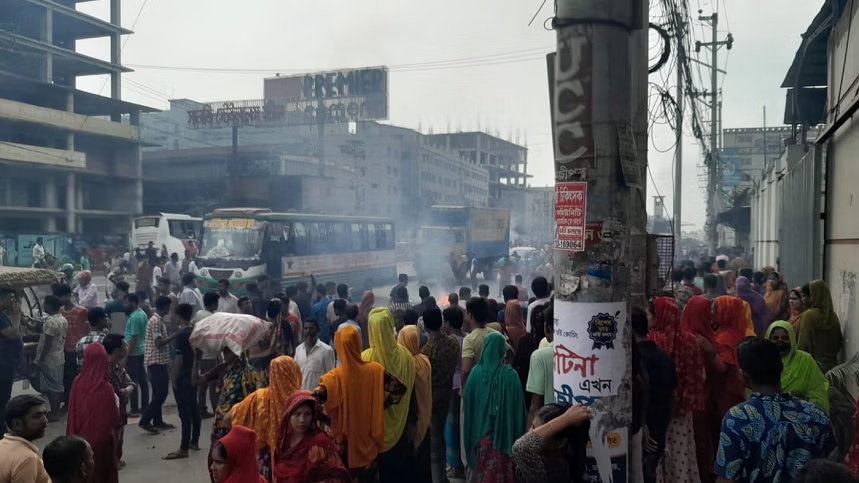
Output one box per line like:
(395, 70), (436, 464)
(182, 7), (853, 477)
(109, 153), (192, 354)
(187, 67), (389, 129)
(720, 148), (743, 190)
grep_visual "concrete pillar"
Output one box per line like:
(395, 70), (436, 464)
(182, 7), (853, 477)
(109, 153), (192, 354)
(66, 92), (75, 150)
(43, 8), (53, 82)
(43, 176), (57, 232)
(66, 173), (76, 234)
(131, 109), (143, 215)
(110, 0), (121, 105)
(3, 176), (11, 206)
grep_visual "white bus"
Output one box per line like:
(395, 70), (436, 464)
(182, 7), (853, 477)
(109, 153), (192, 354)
(130, 213), (202, 260)
(196, 208), (396, 294)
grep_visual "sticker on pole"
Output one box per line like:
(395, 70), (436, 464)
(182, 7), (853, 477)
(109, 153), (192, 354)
(553, 301), (626, 406)
(555, 182), (587, 251)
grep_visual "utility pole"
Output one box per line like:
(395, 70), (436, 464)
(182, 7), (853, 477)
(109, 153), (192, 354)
(697, 12), (733, 255)
(674, 13), (685, 260)
(550, 1), (647, 482)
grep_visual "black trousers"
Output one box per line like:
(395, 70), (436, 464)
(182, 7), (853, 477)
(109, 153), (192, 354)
(0, 370), (13, 439)
(141, 364), (168, 426)
(173, 380), (201, 450)
(126, 355), (149, 413)
(63, 351), (78, 404)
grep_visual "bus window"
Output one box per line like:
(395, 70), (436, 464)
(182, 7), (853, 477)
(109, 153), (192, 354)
(305, 223), (321, 255)
(337, 222), (352, 253)
(283, 223), (296, 255)
(385, 224), (395, 249)
(350, 224), (362, 252)
(367, 224), (377, 250)
(293, 222), (308, 256)
(168, 220), (200, 240)
(375, 224), (392, 250)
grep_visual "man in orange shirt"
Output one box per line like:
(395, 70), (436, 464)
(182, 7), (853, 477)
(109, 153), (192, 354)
(53, 284), (88, 407)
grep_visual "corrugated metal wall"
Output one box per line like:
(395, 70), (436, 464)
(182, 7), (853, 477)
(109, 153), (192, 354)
(778, 145), (823, 287)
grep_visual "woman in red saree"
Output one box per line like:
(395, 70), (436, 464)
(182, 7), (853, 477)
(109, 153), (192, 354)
(211, 425), (267, 483)
(712, 296), (748, 414)
(273, 391), (351, 483)
(648, 296), (705, 483)
(67, 343), (120, 483)
(682, 295), (728, 483)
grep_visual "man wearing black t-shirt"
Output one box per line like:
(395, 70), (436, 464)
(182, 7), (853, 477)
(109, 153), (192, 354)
(165, 303), (200, 460)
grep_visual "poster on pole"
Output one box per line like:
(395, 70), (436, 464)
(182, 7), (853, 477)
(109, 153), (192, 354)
(554, 300), (628, 483)
(555, 182), (587, 251)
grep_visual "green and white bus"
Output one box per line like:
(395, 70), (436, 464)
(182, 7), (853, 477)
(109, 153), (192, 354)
(195, 208), (396, 293)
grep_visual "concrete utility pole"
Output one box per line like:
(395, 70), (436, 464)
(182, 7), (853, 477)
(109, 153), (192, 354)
(697, 13), (733, 255)
(674, 13), (685, 260)
(550, 0), (648, 482)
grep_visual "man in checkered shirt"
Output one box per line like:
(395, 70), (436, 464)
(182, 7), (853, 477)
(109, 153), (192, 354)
(139, 296), (178, 434)
(74, 307), (109, 367)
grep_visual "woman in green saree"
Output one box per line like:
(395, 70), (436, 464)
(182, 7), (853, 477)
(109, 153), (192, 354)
(765, 320), (830, 414)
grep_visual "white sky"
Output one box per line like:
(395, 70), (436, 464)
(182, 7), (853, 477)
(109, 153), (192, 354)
(73, 0), (824, 230)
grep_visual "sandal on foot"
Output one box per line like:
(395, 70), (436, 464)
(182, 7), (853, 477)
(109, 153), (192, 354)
(163, 451), (189, 460)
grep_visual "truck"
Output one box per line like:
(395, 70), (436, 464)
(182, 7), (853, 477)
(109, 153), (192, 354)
(414, 206), (510, 284)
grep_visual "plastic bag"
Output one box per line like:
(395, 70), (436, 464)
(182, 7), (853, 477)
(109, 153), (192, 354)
(190, 312), (272, 357)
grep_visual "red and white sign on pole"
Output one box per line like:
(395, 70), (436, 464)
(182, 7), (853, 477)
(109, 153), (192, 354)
(555, 181), (587, 251)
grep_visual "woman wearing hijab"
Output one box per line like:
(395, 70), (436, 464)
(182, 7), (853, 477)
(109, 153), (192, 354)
(712, 296), (748, 415)
(210, 425), (267, 483)
(67, 343), (120, 483)
(503, 301), (527, 351)
(797, 280), (844, 372)
(765, 321), (829, 413)
(230, 356), (303, 481)
(735, 276), (771, 336)
(648, 297), (704, 483)
(764, 272), (791, 322)
(273, 391), (351, 483)
(361, 307), (417, 482)
(398, 325), (433, 483)
(682, 296), (728, 483)
(788, 287), (807, 327)
(357, 291), (374, 350)
(314, 325), (385, 481)
(463, 331), (526, 483)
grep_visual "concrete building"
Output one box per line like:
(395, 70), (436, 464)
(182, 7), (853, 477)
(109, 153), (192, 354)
(139, 99), (490, 234)
(0, 0), (154, 236)
(424, 132), (530, 205)
(750, 0), (858, 355)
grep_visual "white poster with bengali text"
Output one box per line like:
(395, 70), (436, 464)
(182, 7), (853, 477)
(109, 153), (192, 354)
(554, 300), (628, 483)
(553, 301), (626, 407)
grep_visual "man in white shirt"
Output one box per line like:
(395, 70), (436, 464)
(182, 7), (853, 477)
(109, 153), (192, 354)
(526, 276), (552, 332)
(295, 319), (335, 390)
(32, 238), (46, 268)
(164, 253), (182, 291)
(151, 261), (163, 294)
(216, 279), (239, 314)
(178, 273), (202, 314)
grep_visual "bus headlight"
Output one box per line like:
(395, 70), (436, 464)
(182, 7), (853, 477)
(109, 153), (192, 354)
(201, 269), (208, 276)
(234, 271), (242, 278)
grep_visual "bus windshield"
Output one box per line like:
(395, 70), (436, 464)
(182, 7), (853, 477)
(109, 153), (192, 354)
(200, 217), (261, 260)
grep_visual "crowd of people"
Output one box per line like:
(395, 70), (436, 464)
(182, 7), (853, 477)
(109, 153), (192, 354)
(1, 253), (859, 483)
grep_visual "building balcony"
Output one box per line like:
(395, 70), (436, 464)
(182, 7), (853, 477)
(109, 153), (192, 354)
(0, 142), (86, 169)
(0, 98), (139, 142)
